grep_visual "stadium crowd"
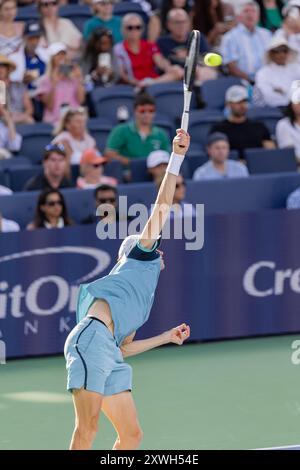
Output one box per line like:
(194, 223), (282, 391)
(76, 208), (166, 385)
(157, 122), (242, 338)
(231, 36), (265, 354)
(1, 0), (300, 232)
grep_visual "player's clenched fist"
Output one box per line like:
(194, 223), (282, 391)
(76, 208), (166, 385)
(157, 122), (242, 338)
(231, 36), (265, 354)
(173, 129), (190, 156)
(163, 323), (191, 345)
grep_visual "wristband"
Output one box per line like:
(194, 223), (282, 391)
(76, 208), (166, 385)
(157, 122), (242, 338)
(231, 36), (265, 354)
(166, 152), (184, 176)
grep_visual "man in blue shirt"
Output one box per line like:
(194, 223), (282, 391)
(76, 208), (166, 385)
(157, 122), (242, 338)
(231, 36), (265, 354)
(193, 132), (249, 180)
(64, 129), (191, 450)
(83, 0), (123, 43)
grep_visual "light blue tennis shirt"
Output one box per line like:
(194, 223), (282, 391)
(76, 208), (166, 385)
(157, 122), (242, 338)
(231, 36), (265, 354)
(76, 241), (161, 347)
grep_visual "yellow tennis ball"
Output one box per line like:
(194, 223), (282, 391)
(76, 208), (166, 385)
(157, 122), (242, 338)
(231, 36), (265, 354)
(204, 53), (222, 67)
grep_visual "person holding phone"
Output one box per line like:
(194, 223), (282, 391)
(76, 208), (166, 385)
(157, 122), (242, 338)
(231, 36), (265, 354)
(35, 42), (85, 124)
(82, 27), (120, 88)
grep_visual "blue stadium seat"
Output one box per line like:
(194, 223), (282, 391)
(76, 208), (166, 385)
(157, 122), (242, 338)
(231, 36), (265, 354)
(153, 116), (174, 140)
(104, 161), (123, 182)
(146, 82), (196, 124)
(0, 170), (9, 189)
(245, 148), (298, 174)
(0, 156), (32, 169)
(91, 86), (134, 121)
(130, 159), (150, 183)
(202, 76), (242, 109)
(87, 122), (112, 152)
(188, 110), (223, 147)
(16, 5), (38, 22)
(18, 123), (53, 164)
(59, 5), (91, 31)
(8, 166), (41, 192)
(113, 1), (149, 24)
(247, 106), (283, 136)
(186, 152), (208, 178)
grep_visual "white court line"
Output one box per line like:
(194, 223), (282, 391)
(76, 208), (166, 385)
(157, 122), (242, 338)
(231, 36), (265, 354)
(256, 444), (300, 450)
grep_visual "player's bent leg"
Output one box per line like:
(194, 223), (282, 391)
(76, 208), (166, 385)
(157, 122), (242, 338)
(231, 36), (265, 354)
(70, 388), (103, 450)
(102, 391), (143, 450)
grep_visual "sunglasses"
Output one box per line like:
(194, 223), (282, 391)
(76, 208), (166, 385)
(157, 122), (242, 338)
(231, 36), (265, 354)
(272, 48), (289, 54)
(41, 1), (57, 6)
(126, 25), (142, 31)
(45, 200), (63, 207)
(136, 106), (156, 114)
(176, 182), (186, 188)
(97, 197), (116, 204)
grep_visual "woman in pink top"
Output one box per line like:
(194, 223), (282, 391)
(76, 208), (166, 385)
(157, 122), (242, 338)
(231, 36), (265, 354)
(77, 148), (118, 189)
(36, 42), (85, 124)
(52, 107), (96, 165)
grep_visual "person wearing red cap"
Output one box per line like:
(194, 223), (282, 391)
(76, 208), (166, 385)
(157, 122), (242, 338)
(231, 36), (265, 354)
(77, 148), (118, 189)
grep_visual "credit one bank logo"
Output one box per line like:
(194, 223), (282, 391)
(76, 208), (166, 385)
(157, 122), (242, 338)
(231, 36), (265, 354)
(0, 246), (111, 318)
(243, 261), (300, 297)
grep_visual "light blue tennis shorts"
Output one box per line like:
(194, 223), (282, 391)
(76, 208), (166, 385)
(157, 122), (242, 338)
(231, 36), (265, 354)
(64, 316), (133, 396)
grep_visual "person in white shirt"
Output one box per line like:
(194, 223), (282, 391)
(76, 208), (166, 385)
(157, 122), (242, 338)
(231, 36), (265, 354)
(276, 86), (300, 161)
(147, 149), (169, 186)
(193, 132), (249, 180)
(255, 36), (300, 107)
(220, 0), (272, 82)
(273, 0), (300, 62)
(0, 212), (20, 232)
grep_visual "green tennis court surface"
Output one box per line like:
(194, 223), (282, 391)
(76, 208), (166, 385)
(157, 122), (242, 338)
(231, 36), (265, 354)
(1, 335), (300, 450)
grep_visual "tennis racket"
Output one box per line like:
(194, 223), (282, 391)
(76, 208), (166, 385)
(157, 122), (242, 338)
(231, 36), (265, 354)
(180, 30), (201, 134)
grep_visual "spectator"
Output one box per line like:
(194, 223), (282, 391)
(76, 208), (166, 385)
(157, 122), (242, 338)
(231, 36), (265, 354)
(35, 42), (85, 124)
(83, 0), (122, 43)
(170, 174), (195, 218)
(27, 188), (73, 229)
(146, 149), (169, 185)
(0, 211), (20, 232)
(158, 8), (210, 61)
(193, 132), (249, 180)
(211, 85), (274, 158)
(0, 54), (34, 124)
(105, 93), (170, 180)
(38, 0), (82, 58)
(130, 0), (162, 43)
(220, 0), (272, 83)
(254, 37), (300, 107)
(274, 0), (300, 54)
(77, 148), (118, 189)
(157, 9), (216, 84)
(52, 107), (96, 165)
(276, 87), (300, 162)
(0, 0), (24, 56)
(81, 183), (119, 224)
(193, 0), (236, 48)
(81, 27), (120, 88)
(24, 143), (73, 191)
(0, 102), (22, 157)
(114, 13), (182, 88)
(159, 0), (193, 34)
(9, 21), (46, 94)
(287, 186), (300, 208)
(256, 0), (283, 31)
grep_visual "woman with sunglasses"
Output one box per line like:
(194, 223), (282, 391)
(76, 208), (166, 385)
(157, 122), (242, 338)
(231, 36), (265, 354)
(77, 148), (118, 189)
(254, 36), (300, 107)
(27, 188), (73, 230)
(38, 0), (82, 58)
(64, 129), (191, 450)
(52, 107), (96, 165)
(114, 13), (182, 89)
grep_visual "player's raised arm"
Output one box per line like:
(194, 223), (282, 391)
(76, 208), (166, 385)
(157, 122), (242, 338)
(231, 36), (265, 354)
(139, 129), (190, 250)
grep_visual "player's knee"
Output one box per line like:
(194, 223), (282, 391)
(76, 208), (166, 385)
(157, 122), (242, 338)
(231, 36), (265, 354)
(76, 415), (99, 440)
(123, 425), (143, 446)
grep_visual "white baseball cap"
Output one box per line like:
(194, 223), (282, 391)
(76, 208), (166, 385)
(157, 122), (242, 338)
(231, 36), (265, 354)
(48, 42), (67, 57)
(225, 85), (249, 103)
(147, 150), (170, 169)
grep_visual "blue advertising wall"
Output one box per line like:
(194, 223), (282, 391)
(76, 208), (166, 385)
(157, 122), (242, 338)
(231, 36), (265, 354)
(0, 208), (300, 358)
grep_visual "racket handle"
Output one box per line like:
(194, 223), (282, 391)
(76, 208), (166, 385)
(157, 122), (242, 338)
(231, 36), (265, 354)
(181, 112), (189, 133)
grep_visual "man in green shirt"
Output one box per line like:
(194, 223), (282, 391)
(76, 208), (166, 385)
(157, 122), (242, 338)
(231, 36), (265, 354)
(105, 94), (171, 176)
(83, 0), (123, 43)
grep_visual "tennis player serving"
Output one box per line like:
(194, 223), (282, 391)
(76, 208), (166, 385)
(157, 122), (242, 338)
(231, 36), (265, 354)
(64, 129), (191, 450)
